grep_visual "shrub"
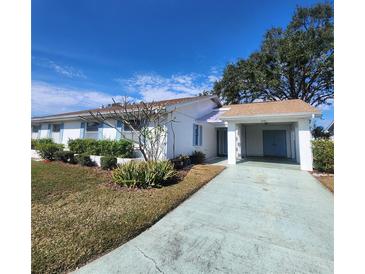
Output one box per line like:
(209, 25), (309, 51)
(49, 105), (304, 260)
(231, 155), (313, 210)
(112, 160), (176, 188)
(312, 139), (334, 173)
(68, 139), (96, 154)
(100, 156), (117, 170)
(171, 154), (191, 169)
(36, 143), (64, 160)
(98, 139), (134, 157)
(32, 138), (54, 149)
(145, 161), (177, 186)
(68, 139), (134, 157)
(113, 161), (144, 188)
(31, 139), (37, 149)
(76, 154), (93, 166)
(190, 150), (206, 164)
(54, 151), (76, 163)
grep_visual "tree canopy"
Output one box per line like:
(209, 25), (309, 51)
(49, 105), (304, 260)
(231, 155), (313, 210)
(311, 125), (331, 139)
(209, 3), (333, 107)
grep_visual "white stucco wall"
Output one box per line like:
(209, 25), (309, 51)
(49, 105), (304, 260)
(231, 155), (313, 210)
(62, 121), (82, 145)
(294, 123), (300, 163)
(227, 122), (237, 164)
(39, 123), (49, 138)
(102, 120), (117, 140)
(297, 119), (313, 171)
(166, 99), (218, 159)
(244, 123), (293, 158)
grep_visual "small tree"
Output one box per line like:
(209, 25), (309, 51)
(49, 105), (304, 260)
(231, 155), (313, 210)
(81, 97), (175, 161)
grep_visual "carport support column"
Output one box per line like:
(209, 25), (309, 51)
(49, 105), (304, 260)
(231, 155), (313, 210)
(298, 119), (313, 171)
(227, 122), (237, 165)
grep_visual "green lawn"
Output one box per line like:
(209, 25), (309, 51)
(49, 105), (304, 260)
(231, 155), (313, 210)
(31, 161), (224, 273)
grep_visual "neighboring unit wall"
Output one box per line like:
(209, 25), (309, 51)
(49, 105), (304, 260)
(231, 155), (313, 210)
(166, 99), (218, 159)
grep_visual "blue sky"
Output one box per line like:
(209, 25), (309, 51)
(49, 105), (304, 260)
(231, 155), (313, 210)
(32, 0), (333, 127)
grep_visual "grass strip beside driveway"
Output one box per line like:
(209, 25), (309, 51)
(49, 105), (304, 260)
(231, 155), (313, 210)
(316, 175), (334, 193)
(31, 161), (224, 274)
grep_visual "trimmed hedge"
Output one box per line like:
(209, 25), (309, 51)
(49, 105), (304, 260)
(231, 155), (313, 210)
(32, 138), (54, 149)
(112, 160), (177, 188)
(312, 139), (334, 173)
(54, 151), (76, 164)
(36, 143), (64, 161)
(76, 154), (94, 166)
(100, 156), (117, 170)
(68, 139), (134, 158)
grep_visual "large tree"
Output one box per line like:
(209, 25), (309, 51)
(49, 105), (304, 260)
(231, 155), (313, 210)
(211, 3), (333, 107)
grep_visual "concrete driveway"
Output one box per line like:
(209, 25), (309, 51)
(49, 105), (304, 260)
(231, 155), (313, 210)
(74, 161), (333, 274)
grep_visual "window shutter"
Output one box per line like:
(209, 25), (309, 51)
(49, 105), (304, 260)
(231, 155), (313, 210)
(98, 123), (104, 140)
(80, 122), (85, 138)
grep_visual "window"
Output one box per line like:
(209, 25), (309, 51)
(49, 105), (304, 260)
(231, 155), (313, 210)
(52, 124), (61, 132)
(124, 120), (141, 131)
(193, 124), (203, 146)
(86, 122), (100, 132)
(32, 125), (40, 133)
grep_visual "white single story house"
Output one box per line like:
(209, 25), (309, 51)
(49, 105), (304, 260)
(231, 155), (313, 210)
(31, 95), (321, 171)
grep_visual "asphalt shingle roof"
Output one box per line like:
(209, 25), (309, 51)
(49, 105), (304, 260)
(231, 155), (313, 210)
(220, 99), (320, 118)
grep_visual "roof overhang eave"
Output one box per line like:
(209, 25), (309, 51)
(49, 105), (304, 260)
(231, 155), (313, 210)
(31, 106), (171, 123)
(220, 112), (321, 121)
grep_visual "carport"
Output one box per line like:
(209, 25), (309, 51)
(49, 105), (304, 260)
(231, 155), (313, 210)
(219, 100), (321, 171)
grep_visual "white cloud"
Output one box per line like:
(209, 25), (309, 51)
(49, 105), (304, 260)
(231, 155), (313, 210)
(33, 57), (87, 79)
(317, 99), (334, 111)
(115, 70), (221, 102)
(32, 68), (223, 116)
(208, 74), (220, 83)
(31, 81), (123, 116)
